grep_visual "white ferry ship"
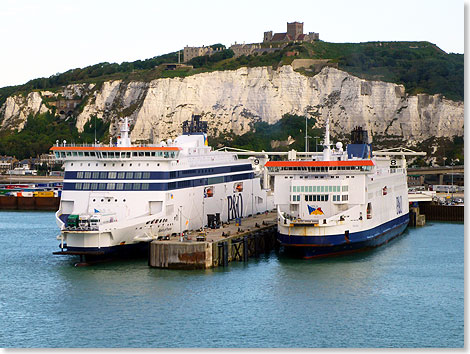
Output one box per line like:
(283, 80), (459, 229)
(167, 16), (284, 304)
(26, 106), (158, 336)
(265, 120), (410, 259)
(52, 115), (274, 258)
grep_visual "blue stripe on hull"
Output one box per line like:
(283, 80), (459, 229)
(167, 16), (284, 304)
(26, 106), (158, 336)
(278, 213), (409, 259)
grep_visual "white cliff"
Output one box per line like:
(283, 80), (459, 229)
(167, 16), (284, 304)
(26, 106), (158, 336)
(0, 66), (464, 144)
(0, 92), (49, 131)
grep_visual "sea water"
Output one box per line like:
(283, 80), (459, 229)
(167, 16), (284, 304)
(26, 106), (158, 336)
(0, 211), (463, 348)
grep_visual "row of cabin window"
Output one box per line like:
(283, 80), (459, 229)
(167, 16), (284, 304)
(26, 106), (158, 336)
(72, 173), (253, 191)
(269, 166), (372, 172)
(303, 194), (329, 202)
(292, 185), (348, 193)
(55, 151), (178, 159)
(75, 182), (150, 191)
(74, 173), (243, 184)
(292, 194), (349, 202)
(76, 171), (151, 179)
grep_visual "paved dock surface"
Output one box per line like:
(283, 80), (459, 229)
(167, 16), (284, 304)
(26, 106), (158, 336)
(185, 210), (277, 242)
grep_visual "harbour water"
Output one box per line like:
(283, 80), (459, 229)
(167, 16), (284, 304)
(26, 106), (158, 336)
(0, 211), (463, 348)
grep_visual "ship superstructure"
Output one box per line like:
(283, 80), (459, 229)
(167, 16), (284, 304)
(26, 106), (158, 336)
(266, 120), (410, 258)
(52, 115), (274, 257)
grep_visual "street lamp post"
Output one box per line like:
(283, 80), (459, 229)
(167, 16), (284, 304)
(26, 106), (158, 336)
(314, 136), (320, 152)
(450, 160), (456, 202)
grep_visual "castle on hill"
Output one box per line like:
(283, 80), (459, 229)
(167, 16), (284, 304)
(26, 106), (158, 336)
(263, 21), (319, 43)
(183, 22), (319, 63)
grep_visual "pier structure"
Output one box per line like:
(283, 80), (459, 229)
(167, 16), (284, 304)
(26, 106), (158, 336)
(149, 211), (277, 269)
(0, 195), (60, 210)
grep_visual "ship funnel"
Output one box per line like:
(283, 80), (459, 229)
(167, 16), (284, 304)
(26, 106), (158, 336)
(347, 126), (372, 159)
(182, 114), (208, 135)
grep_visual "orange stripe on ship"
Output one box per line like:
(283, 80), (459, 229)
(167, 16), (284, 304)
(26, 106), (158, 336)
(50, 146), (181, 151)
(265, 160), (374, 167)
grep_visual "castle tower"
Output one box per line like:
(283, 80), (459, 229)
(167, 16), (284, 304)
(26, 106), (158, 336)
(287, 21), (303, 40)
(263, 31), (273, 42)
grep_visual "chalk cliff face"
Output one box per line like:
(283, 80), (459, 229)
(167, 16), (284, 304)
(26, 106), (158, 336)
(0, 66), (464, 144)
(0, 92), (49, 131)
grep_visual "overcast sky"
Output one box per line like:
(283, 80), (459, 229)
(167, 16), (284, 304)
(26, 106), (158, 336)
(0, 0), (464, 88)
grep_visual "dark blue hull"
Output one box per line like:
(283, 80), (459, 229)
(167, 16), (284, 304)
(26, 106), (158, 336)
(278, 213), (409, 259)
(53, 242), (149, 260)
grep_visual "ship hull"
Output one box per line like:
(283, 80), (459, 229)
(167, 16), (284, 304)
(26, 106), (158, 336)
(278, 213), (409, 259)
(54, 242), (149, 259)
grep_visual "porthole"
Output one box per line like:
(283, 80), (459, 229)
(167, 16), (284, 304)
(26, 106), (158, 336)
(71, 163), (73, 166)
(88, 163), (90, 166)
(101, 199), (104, 202)
(93, 199), (96, 202)
(121, 163), (124, 167)
(123, 199), (126, 202)
(112, 163), (115, 167)
(130, 163), (132, 166)
(104, 163), (106, 166)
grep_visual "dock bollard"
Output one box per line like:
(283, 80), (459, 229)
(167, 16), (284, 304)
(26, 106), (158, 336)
(254, 232), (259, 257)
(243, 236), (248, 262)
(223, 241), (229, 267)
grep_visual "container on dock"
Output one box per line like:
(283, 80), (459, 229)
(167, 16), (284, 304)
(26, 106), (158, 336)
(34, 191), (54, 197)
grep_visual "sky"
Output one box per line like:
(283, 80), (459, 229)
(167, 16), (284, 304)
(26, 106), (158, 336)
(0, 0), (464, 88)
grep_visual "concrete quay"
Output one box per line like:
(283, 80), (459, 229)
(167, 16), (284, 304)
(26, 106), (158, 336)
(149, 211), (278, 269)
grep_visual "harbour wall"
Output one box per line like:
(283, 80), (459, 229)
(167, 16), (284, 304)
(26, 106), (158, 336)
(0, 196), (60, 211)
(419, 203), (464, 222)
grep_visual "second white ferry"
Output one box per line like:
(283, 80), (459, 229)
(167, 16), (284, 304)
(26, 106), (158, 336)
(52, 115), (274, 258)
(266, 120), (410, 259)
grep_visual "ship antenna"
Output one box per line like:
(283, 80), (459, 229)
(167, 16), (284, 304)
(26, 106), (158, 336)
(304, 116), (309, 153)
(324, 114), (330, 147)
(94, 115), (97, 145)
(323, 114), (331, 161)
